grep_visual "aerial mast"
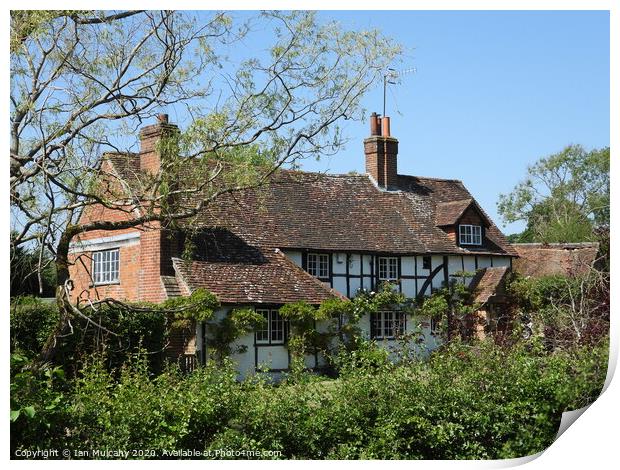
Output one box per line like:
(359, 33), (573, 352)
(382, 67), (416, 118)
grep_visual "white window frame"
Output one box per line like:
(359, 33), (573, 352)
(92, 248), (120, 285)
(378, 256), (399, 281)
(255, 309), (287, 345)
(371, 310), (406, 340)
(307, 253), (330, 280)
(459, 224), (482, 245)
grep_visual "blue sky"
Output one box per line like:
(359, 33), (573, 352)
(289, 10), (610, 235)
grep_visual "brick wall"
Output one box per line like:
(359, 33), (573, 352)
(69, 116), (181, 305)
(364, 136), (399, 189)
(138, 114), (178, 175)
(70, 241), (141, 304)
(67, 116), (198, 366)
(444, 226), (457, 242)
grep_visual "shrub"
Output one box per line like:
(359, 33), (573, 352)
(10, 327), (608, 459)
(507, 272), (609, 349)
(10, 296), (59, 358)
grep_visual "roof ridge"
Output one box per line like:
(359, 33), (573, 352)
(170, 258), (194, 294)
(437, 198), (473, 205)
(102, 151), (139, 156)
(513, 242), (599, 247)
(399, 174), (464, 183)
(282, 168), (466, 183)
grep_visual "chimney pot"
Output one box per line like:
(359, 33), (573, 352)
(369, 112), (380, 136)
(364, 113), (398, 189)
(157, 113), (169, 124)
(381, 116), (391, 137)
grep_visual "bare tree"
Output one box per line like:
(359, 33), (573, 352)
(10, 10), (402, 362)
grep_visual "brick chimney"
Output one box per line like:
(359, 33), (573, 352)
(139, 114), (179, 174)
(364, 112), (399, 189)
(136, 114), (182, 303)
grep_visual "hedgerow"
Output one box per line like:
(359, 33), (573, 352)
(10, 337), (607, 459)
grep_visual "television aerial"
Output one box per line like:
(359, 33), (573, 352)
(383, 67), (416, 117)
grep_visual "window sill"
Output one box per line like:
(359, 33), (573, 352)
(91, 281), (121, 287)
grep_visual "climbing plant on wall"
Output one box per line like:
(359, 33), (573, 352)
(205, 308), (267, 363)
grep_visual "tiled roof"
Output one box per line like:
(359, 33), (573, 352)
(161, 275), (182, 299)
(469, 266), (509, 304)
(106, 153), (517, 305)
(172, 251), (345, 305)
(103, 152), (140, 180)
(512, 243), (599, 278)
(107, 153), (515, 256)
(435, 199), (474, 226)
(171, 228), (346, 304)
(173, 170), (517, 256)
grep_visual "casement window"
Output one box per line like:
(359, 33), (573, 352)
(307, 253), (330, 280)
(370, 311), (406, 340)
(378, 256), (399, 281)
(92, 248), (120, 285)
(255, 309), (287, 345)
(459, 224), (482, 245)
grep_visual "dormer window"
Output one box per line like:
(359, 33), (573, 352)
(459, 225), (482, 245)
(307, 253), (329, 280)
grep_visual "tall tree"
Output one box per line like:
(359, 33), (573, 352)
(10, 10), (401, 362)
(498, 145), (609, 243)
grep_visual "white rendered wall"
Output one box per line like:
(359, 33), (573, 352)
(282, 250), (302, 267)
(492, 256), (511, 267)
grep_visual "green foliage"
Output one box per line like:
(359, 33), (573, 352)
(10, 338), (608, 459)
(10, 233), (56, 297)
(330, 338), (392, 376)
(10, 353), (69, 453)
(498, 145), (609, 243)
(506, 272), (609, 348)
(419, 292), (449, 319)
(10, 295), (167, 374)
(317, 297), (360, 349)
(279, 301), (326, 332)
(206, 308), (266, 361)
(352, 284), (407, 316)
(10, 297), (60, 358)
(278, 286), (409, 372)
(63, 304), (168, 375)
(279, 302), (332, 377)
(419, 279), (479, 340)
(164, 288), (220, 328)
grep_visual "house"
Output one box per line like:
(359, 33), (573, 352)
(68, 113), (518, 376)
